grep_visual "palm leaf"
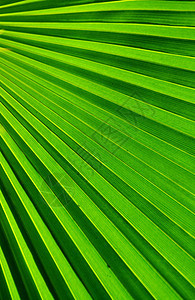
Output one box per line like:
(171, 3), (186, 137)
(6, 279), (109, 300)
(0, 1), (194, 299)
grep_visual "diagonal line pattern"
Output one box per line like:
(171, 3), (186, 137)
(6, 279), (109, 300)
(0, 1), (195, 300)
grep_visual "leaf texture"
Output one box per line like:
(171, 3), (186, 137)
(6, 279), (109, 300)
(0, 1), (195, 299)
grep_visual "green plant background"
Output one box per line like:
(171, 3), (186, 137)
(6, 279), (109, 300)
(0, 0), (195, 299)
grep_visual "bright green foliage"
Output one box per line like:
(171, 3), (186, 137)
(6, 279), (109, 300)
(0, 1), (195, 299)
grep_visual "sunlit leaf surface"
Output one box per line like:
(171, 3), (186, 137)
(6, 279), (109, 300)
(0, 1), (195, 299)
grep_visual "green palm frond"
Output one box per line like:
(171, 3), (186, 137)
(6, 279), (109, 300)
(0, 1), (195, 299)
